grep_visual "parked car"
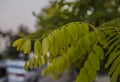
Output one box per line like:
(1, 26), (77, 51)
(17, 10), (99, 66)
(0, 61), (8, 82)
(6, 60), (40, 82)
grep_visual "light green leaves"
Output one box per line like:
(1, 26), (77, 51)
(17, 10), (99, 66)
(13, 19), (120, 82)
(85, 60), (97, 81)
(13, 38), (25, 51)
(94, 45), (104, 60)
(76, 68), (91, 82)
(34, 40), (42, 56)
(42, 38), (50, 55)
(21, 40), (31, 54)
(40, 22), (96, 78)
(13, 22), (100, 82)
(76, 51), (100, 82)
(13, 38), (31, 54)
(89, 52), (100, 71)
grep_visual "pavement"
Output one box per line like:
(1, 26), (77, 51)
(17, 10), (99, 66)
(39, 74), (110, 82)
(95, 75), (110, 82)
(38, 72), (68, 82)
(38, 76), (67, 82)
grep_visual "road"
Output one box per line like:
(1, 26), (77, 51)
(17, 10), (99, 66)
(38, 76), (67, 82)
(38, 72), (69, 82)
(39, 74), (110, 82)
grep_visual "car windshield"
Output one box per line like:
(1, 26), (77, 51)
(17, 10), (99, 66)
(7, 65), (23, 69)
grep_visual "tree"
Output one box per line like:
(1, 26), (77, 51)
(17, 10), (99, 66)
(13, 0), (120, 81)
(36, 0), (120, 30)
(13, 18), (120, 82)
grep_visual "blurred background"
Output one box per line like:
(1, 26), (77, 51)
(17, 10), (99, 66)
(0, 0), (120, 82)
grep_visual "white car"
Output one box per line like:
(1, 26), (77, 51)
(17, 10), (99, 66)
(6, 60), (26, 82)
(6, 60), (40, 82)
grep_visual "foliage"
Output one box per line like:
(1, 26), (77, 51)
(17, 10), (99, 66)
(36, 0), (120, 30)
(12, 0), (120, 81)
(13, 18), (120, 82)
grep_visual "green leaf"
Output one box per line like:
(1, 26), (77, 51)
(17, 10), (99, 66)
(42, 38), (49, 55)
(13, 38), (25, 51)
(13, 38), (22, 47)
(98, 32), (106, 45)
(21, 39), (31, 54)
(89, 52), (100, 71)
(50, 29), (65, 55)
(88, 31), (98, 44)
(34, 40), (42, 56)
(38, 56), (42, 66)
(94, 45), (104, 60)
(109, 56), (120, 75)
(82, 35), (91, 52)
(43, 54), (48, 64)
(105, 51), (120, 68)
(78, 23), (89, 35)
(67, 23), (79, 42)
(63, 24), (75, 46)
(76, 68), (89, 82)
(85, 60), (97, 80)
(111, 64), (120, 82)
(98, 18), (120, 28)
(104, 35), (120, 49)
(105, 32), (118, 43)
(106, 40), (120, 55)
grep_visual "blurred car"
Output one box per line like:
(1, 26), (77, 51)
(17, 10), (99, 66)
(0, 61), (8, 82)
(6, 60), (40, 82)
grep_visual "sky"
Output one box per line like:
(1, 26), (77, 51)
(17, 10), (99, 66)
(0, 0), (50, 33)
